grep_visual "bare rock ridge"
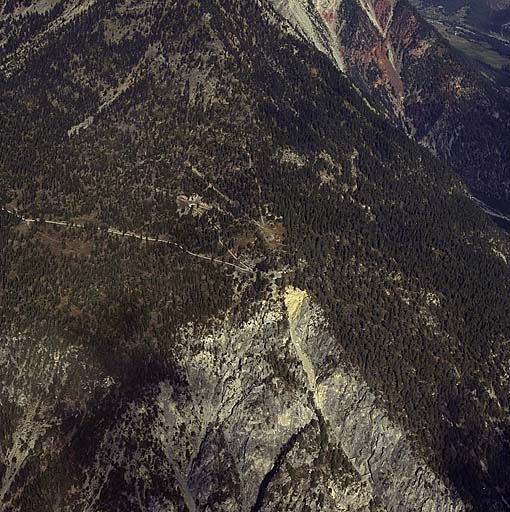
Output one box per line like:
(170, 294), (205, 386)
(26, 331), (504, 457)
(0, 290), (467, 511)
(270, 0), (345, 69)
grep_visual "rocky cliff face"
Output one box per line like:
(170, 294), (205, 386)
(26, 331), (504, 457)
(0, 287), (468, 511)
(270, 0), (345, 69)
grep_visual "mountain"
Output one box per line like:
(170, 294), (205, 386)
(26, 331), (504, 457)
(1, 0), (510, 511)
(274, 0), (510, 214)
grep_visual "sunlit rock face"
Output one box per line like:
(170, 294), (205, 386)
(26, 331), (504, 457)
(0, 292), (467, 511)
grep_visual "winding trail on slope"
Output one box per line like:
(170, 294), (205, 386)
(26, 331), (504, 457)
(1, 207), (254, 274)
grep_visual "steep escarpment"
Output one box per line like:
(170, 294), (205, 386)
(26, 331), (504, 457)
(0, 285), (467, 511)
(270, 0), (344, 69)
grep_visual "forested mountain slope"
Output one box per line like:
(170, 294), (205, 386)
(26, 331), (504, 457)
(274, 0), (510, 214)
(1, 0), (510, 511)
